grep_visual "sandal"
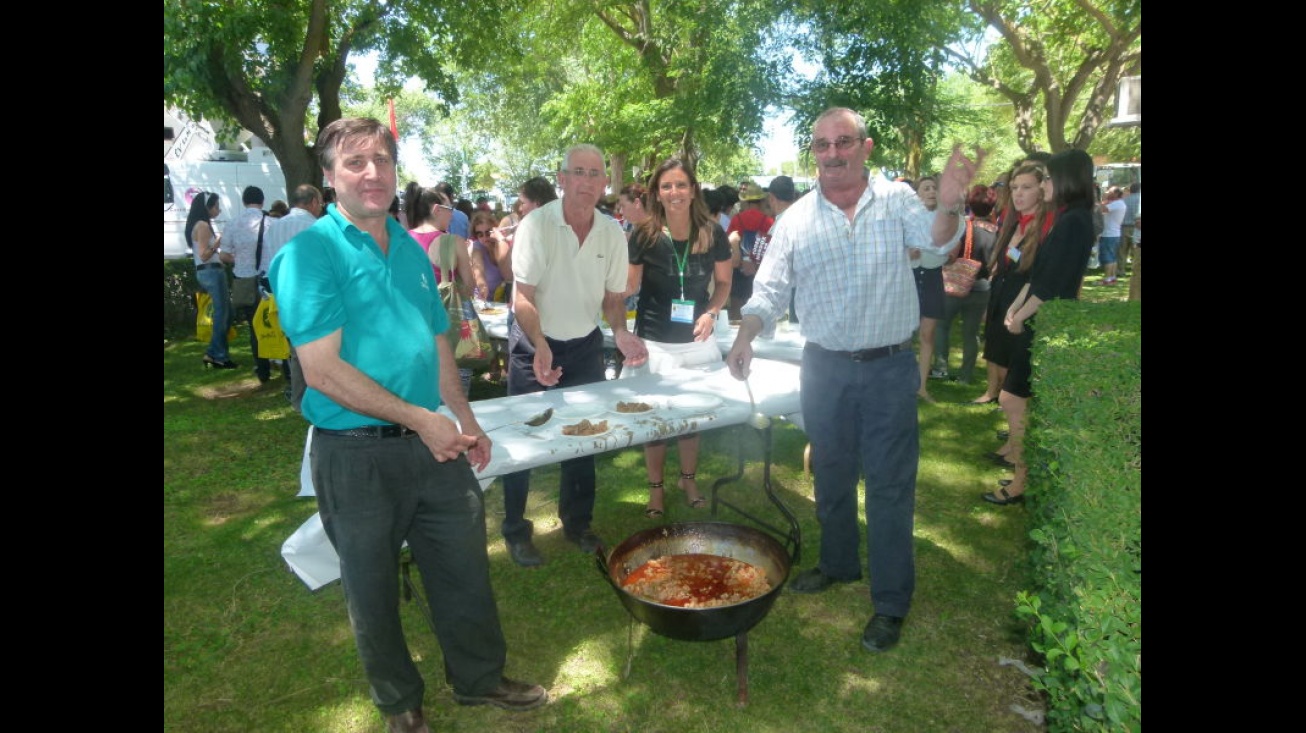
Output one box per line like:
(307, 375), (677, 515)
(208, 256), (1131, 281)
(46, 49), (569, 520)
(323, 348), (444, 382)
(982, 487), (1025, 506)
(644, 481), (665, 519)
(680, 472), (707, 509)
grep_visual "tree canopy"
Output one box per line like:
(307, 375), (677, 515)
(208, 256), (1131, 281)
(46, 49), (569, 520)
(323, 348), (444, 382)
(951, 0), (1141, 153)
(164, 0), (1140, 192)
(164, 0), (505, 191)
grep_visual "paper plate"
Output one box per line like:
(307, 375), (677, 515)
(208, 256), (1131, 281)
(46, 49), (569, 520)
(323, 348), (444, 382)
(556, 419), (614, 439)
(612, 397), (662, 415)
(669, 394), (724, 412)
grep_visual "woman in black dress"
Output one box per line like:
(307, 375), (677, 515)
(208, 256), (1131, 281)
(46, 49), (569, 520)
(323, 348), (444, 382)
(985, 150), (1095, 505)
(624, 159), (733, 518)
(982, 164), (1053, 459)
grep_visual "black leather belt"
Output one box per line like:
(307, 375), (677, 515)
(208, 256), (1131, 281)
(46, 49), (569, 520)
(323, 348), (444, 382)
(807, 339), (913, 362)
(196, 262), (224, 272)
(314, 425), (417, 438)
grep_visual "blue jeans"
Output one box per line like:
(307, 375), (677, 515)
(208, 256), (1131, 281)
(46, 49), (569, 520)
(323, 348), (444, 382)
(196, 267), (232, 362)
(311, 432), (507, 713)
(800, 346), (918, 618)
(1098, 236), (1120, 265)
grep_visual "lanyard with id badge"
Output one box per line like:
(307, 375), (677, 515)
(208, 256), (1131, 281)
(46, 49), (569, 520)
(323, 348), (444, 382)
(666, 227), (696, 324)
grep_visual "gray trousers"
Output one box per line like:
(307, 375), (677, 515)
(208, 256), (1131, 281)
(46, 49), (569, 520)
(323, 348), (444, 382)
(311, 431), (507, 714)
(934, 288), (991, 384)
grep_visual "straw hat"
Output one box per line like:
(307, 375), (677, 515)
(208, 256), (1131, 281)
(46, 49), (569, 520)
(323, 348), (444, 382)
(738, 181), (767, 202)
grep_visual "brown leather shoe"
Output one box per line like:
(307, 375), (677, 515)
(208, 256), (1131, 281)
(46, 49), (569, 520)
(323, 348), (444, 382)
(385, 708), (431, 733)
(453, 676), (548, 711)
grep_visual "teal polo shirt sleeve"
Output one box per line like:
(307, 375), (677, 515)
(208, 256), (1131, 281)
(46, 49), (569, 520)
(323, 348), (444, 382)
(269, 210), (449, 429)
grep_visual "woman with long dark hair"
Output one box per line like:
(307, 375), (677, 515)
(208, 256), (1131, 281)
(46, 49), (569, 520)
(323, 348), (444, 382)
(623, 159), (732, 518)
(405, 183), (486, 395)
(188, 191), (237, 369)
(984, 149), (1095, 506)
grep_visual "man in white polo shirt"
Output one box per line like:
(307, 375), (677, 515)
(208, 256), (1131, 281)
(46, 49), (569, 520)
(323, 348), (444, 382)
(500, 143), (649, 566)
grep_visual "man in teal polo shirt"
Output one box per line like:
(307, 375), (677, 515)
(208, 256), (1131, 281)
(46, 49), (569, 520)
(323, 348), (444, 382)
(269, 117), (546, 733)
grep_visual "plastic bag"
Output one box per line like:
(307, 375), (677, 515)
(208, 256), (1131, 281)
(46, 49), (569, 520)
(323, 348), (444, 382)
(253, 295), (291, 361)
(195, 291), (237, 343)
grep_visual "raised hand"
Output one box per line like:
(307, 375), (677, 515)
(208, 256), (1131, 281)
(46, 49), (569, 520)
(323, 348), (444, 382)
(938, 144), (987, 209)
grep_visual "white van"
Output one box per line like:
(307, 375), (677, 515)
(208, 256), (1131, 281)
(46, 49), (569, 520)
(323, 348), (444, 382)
(1094, 163), (1140, 192)
(164, 148), (287, 260)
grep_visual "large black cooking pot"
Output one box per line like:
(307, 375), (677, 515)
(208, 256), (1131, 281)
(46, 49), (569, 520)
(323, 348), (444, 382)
(596, 521), (794, 642)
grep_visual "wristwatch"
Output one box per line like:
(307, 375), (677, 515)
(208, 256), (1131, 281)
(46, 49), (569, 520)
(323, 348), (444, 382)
(706, 311), (718, 320)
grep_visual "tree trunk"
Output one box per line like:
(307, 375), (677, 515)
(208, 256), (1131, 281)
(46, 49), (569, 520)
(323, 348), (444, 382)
(609, 153), (626, 192)
(1127, 246), (1140, 302)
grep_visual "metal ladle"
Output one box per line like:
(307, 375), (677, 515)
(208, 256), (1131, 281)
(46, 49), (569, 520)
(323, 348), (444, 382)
(743, 377), (771, 430)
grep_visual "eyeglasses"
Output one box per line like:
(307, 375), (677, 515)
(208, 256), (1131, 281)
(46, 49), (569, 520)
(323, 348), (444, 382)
(563, 167), (605, 179)
(435, 204), (454, 211)
(810, 136), (864, 153)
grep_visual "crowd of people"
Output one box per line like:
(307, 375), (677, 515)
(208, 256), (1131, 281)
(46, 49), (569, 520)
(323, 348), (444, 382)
(186, 107), (1105, 732)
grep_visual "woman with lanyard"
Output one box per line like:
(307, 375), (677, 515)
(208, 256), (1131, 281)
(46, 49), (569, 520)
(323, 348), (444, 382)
(623, 158), (733, 518)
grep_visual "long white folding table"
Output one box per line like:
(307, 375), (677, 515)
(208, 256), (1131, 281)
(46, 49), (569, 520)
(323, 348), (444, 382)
(476, 303), (806, 364)
(281, 358), (804, 590)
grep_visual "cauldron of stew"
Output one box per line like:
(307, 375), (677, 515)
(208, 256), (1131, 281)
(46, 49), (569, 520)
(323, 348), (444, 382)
(595, 521), (793, 642)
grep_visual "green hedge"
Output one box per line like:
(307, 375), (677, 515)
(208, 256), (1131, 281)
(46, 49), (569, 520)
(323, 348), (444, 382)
(164, 259), (210, 340)
(1017, 299), (1141, 731)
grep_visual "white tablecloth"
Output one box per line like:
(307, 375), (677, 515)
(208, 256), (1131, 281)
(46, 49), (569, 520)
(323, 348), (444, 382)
(476, 303), (806, 365)
(283, 358), (803, 589)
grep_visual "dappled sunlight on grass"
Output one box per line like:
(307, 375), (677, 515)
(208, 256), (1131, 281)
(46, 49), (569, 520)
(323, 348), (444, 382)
(914, 525), (997, 574)
(556, 637), (627, 692)
(167, 326), (1054, 732)
(314, 698), (378, 733)
(839, 670), (886, 695)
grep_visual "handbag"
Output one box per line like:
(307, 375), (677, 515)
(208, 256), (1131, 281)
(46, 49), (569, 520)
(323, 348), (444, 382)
(436, 234), (493, 370)
(195, 291), (238, 343)
(253, 294), (291, 361)
(942, 221), (982, 298)
(231, 276), (260, 308)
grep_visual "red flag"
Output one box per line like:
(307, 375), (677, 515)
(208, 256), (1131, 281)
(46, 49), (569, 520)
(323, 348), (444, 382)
(388, 98), (399, 141)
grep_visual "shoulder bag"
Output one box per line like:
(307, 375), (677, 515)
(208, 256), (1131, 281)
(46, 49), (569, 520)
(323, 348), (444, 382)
(437, 234), (493, 370)
(942, 220), (982, 298)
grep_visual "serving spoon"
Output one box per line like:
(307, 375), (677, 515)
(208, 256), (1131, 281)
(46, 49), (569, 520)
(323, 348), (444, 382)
(524, 408), (554, 427)
(486, 407), (554, 434)
(743, 377), (771, 430)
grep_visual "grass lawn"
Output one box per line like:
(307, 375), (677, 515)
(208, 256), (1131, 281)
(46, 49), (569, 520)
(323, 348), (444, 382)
(163, 270), (1132, 732)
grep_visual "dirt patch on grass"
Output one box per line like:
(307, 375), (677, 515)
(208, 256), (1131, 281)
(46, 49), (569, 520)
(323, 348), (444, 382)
(193, 378), (270, 401)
